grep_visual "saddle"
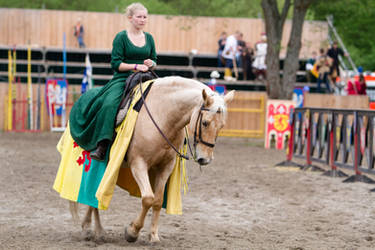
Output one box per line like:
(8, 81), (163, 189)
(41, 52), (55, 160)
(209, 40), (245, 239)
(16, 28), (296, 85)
(116, 71), (158, 126)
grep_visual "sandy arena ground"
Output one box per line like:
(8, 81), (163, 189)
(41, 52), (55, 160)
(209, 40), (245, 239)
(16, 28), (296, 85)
(1, 132), (375, 249)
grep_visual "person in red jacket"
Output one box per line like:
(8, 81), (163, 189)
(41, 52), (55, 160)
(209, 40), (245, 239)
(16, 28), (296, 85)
(347, 73), (367, 95)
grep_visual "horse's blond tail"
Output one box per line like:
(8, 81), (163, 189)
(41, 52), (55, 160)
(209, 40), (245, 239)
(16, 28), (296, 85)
(69, 201), (80, 225)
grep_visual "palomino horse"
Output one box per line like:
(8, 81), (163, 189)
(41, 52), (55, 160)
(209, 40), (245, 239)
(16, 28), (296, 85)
(70, 76), (234, 243)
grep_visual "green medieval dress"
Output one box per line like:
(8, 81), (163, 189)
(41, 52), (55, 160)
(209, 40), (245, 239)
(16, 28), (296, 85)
(69, 31), (157, 151)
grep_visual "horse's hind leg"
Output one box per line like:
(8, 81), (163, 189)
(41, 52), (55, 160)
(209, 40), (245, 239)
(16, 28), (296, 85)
(93, 207), (105, 241)
(125, 159), (154, 242)
(81, 206), (93, 240)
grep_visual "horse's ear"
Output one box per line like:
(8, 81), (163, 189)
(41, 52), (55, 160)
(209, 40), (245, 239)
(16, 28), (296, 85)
(224, 90), (235, 104)
(202, 89), (213, 107)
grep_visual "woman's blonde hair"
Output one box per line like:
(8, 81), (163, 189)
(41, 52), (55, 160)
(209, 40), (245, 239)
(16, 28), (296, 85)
(125, 2), (148, 17)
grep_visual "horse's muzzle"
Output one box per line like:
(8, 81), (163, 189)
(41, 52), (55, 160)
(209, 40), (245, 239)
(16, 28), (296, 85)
(197, 158), (211, 166)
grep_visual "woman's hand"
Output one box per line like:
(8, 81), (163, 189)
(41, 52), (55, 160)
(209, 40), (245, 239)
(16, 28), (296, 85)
(143, 59), (154, 68)
(137, 64), (149, 72)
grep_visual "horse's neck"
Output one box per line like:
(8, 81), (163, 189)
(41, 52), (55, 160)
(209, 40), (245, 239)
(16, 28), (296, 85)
(153, 79), (205, 130)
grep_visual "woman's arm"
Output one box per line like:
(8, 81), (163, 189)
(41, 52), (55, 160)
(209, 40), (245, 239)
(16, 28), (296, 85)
(111, 33), (126, 72)
(118, 62), (148, 72)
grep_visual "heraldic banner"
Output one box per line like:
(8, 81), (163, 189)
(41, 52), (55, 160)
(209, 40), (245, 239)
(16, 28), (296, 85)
(46, 78), (68, 132)
(265, 100), (295, 150)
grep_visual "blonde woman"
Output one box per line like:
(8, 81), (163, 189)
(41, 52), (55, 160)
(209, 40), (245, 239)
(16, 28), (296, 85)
(70, 2), (157, 161)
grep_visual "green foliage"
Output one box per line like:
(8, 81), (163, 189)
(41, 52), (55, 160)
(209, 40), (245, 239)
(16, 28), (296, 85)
(0, 0), (264, 17)
(309, 0), (375, 71)
(0, 0), (118, 12)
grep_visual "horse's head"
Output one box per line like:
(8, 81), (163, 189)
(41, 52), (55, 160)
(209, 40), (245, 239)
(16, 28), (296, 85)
(190, 89), (235, 165)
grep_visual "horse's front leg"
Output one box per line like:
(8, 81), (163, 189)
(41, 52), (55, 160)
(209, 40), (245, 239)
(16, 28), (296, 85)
(150, 160), (176, 243)
(80, 206), (105, 241)
(125, 159), (154, 242)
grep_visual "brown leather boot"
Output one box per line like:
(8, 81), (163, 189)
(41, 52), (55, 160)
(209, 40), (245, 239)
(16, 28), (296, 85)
(90, 140), (109, 161)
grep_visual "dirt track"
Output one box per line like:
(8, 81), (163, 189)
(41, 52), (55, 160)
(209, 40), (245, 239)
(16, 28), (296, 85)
(1, 132), (375, 250)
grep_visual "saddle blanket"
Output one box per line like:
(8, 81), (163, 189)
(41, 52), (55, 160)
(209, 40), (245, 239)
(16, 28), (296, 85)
(53, 81), (187, 214)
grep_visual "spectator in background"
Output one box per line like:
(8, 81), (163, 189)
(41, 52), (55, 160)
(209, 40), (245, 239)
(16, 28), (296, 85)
(327, 41), (347, 84)
(74, 18), (86, 48)
(217, 32), (227, 67)
(357, 74), (367, 95)
(236, 32), (245, 68)
(252, 33), (267, 80)
(316, 48), (332, 93)
(305, 51), (317, 82)
(241, 42), (255, 80)
(222, 31), (242, 81)
(347, 73), (367, 95)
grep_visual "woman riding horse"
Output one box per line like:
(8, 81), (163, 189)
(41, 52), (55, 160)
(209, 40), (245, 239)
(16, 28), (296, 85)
(69, 2), (157, 161)
(67, 76), (235, 243)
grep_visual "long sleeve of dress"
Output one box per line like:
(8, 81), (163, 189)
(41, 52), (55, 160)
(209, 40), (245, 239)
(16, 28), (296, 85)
(111, 33), (125, 72)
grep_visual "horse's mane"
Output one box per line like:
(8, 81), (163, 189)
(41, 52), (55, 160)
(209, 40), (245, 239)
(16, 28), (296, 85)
(153, 76), (226, 113)
(153, 76), (211, 92)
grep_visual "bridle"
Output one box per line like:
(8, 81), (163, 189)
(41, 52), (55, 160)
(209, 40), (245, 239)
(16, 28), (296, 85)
(136, 72), (216, 161)
(193, 104), (216, 149)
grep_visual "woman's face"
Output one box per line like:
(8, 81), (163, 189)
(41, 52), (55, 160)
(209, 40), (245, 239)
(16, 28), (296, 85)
(129, 9), (148, 30)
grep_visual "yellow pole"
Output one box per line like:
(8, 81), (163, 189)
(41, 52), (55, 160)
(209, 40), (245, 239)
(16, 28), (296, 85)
(7, 50), (12, 131)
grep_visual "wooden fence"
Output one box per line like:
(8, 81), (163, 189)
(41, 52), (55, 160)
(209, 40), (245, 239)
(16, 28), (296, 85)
(220, 91), (266, 138)
(0, 8), (328, 58)
(304, 93), (369, 109)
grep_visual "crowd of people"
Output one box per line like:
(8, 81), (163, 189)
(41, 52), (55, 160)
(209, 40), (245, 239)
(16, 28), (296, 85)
(217, 32), (368, 96)
(306, 41), (366, 95)
(217, 31), (267, 81)
(76, 16), (367, 97)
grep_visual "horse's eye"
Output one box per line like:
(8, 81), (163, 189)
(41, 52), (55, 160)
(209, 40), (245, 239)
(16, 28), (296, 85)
(202, 120), (209, 127)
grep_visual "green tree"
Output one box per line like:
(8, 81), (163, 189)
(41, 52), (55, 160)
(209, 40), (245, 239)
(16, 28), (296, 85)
(309, 0), (375, 71)
(262, 0), (316, 99)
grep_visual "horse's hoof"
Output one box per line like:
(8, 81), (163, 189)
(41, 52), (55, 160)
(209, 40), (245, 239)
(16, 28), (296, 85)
(95, 230), (106, 243)
(125, 225), (138, 243)
(95, 235), (106, 244)
(149, 233), (160, 243)
(81, 229), (93, 241)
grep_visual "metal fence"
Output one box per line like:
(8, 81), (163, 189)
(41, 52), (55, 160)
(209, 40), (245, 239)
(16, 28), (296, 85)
(278, 107), (375, 183)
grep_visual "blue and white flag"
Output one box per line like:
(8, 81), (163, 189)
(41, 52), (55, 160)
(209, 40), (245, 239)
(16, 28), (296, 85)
(81, 54), (93, 94)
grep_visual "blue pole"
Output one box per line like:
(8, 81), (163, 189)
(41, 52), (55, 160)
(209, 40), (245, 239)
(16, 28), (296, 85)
(63, 32), (67, 80)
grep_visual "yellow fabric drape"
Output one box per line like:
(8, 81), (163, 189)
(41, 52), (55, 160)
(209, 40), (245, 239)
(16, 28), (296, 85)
(54, 123), (84, 202)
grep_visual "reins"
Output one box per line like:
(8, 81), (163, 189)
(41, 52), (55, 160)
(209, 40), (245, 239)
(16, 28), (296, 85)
(133, 71), (216, 162)
(136, 71), (190, 160)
